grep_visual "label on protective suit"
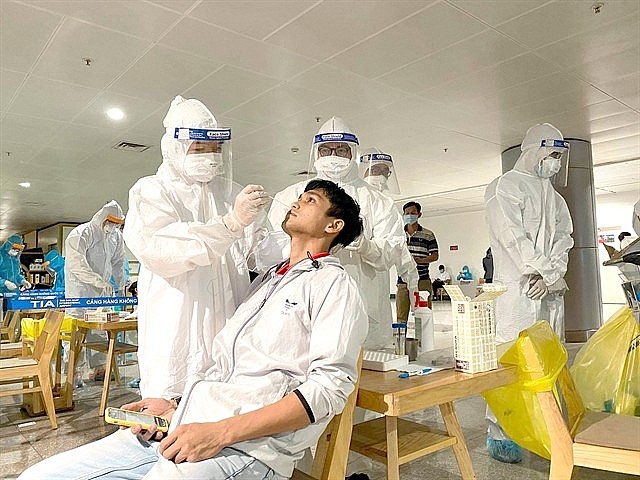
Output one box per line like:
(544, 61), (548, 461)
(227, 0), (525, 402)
(174, 128), (231, 141)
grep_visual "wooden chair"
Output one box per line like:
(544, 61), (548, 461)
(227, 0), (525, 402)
(521, 322), (640, 478)
(0, 341), (24, 359)
(1, 310), (21, 343)
(0, 310), (65, 429)
(291, 352), (363, 480)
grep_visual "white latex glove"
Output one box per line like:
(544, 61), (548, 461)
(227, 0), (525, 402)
(527, 275), (548, 300)
(547, 278), (568, 294)
(4, 280), (18, 291)
(20, 279), (32, 289)
(231, 185), (269, 227)
(93, 279), (114, 296)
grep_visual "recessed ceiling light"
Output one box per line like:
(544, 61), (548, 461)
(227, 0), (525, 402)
(107, 108), (124, 121)
(19, 182), (31, 188)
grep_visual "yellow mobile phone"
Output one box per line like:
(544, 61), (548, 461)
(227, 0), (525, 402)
(104, 406), (169, 432)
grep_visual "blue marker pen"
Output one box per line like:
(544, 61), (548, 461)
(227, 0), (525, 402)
(398, 368), (432, 378)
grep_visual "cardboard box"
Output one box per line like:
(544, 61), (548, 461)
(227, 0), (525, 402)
(444, 284), (507, 374)
(84, 310), (119, 322)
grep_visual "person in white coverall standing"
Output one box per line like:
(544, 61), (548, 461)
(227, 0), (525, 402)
(65, 200), (127, 381)
(123, 96), (268, 399)
(268, 118), (404, 349)
(358, 148), (418, 312)
(484, 122), (573, 463)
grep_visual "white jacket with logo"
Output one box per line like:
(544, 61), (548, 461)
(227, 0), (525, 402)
(170, 255), (368, 477)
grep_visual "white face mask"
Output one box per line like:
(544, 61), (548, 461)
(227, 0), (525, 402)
(184, 153), (224, 182)
(103, 224), (119, 235)
(8, 249), (20, 257)
(365, 175), (388, 191)
(535, 155), (562, 178)
(314, 155), (351, 179)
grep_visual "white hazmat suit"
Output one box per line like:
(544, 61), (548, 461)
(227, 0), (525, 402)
(484, 123), (573, 462)
(65, 200), (126, 300)
(124, 96), (266, 399)
(485, 123), (574, 343)
(358, 149), (418, 298)
(65, 200), (126, 372)
(268, 117), (405, 348)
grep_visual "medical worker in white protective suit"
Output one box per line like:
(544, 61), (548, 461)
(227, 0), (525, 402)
(268, 118), (405, 349)
(65, 200), (127, 381)
(358, 148), (418, 303)
(123, 95), (268, 399)
(484, 123), (573, 463)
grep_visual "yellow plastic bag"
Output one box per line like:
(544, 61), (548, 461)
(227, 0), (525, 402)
(482, 321), (566, 459)
(61, 315), (75, 335)
(570, 307), (640, 416)
(20, 317), (43, 341)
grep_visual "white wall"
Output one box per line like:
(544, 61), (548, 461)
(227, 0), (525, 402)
(422, 209), (489, 281)
(595, 190), (639, 319)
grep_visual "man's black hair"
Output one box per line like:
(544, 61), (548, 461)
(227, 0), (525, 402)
(304, 179), (362, 250)
(402, 201), (421, 213)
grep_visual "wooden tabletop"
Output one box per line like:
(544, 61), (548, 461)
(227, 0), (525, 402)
(357, 366), (517, 416)
(75, 318), (137, 331)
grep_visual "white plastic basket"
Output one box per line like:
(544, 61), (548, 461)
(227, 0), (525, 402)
(444, 284), (507, 374)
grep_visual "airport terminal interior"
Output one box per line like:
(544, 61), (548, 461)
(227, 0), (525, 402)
(1, 0), (639, 479)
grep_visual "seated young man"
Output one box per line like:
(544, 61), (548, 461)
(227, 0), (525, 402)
(19, 179), (368, 480)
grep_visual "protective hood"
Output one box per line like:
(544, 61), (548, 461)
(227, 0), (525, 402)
(309, 116), (360, 183)
(44, 249), (64, 270)
(91, 200), (124, 229)
(1, 234), (24, 254)
(158, 95), (232, 189)
(515, 123), (568, 182)
(358, 147), (400, 194)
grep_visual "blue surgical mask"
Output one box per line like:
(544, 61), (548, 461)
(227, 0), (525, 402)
(403, 214), (418, 225)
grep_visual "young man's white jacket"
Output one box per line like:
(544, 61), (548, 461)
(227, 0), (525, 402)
(170, 254), (368, 477)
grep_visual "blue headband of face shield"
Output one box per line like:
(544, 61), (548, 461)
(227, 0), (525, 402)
(174, 128), (231, 141)
(360, 153), (392, 163)
(540, 139), (569, 149)
(314, 132), (359, 145)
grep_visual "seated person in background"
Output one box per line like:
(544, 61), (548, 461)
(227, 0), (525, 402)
(457, 265), (473, 282)
(19, 179), (368, 480)
(431, 264), (451, 294)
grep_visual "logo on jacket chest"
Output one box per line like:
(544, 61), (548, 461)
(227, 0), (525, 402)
(281, 298), (298, 315)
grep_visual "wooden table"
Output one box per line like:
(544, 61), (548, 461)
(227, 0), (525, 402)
(350, 366), (517, 480)
(68, 318), (138, 416)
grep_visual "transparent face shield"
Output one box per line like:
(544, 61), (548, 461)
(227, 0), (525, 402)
(540, 139), (570, 187)
(307, 132), (359, 180)
(174, 127), (233, 191)
(358, 153), (400, 194)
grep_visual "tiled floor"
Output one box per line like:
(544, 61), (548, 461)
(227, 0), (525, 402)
(0, 301), (636, 479)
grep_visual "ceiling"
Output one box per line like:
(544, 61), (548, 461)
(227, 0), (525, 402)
(1, 0), (639, 240)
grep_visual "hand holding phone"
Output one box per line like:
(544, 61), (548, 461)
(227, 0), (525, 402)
(105, 406), (169, 432)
